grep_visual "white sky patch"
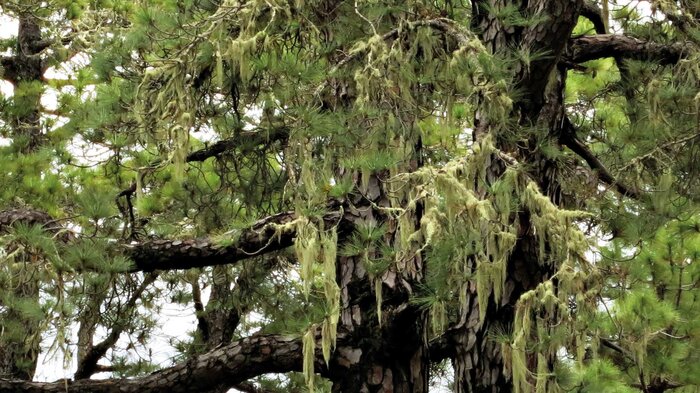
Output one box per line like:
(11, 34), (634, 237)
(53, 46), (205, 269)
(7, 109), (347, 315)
(0, 80), (12, 96)
(67, 134), (113, 165)
(0, 14), (17, 40)
(45, 53), (92, 80)
(34, 282), (206, 382)
(41, 88), (60, 112)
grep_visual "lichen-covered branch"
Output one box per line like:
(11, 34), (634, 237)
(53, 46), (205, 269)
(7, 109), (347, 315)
(125, 205), (345, 272)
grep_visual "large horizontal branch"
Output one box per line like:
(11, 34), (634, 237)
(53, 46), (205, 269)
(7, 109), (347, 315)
(0, 334), (330, 393)
(1, 202), (346, 273)
(125, 203), (345, 272)
(566, 34), (692, 65)
(0, 209), (54, 231)
(186, 125), (289, 163)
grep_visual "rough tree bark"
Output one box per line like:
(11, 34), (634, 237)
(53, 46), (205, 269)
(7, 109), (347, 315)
(0, 334), (335, 393)
(441, 1), (584, 392)
(329, 174), (429, 393)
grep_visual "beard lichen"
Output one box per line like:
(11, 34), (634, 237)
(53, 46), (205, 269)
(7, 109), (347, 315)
(294, 215), (339, 390)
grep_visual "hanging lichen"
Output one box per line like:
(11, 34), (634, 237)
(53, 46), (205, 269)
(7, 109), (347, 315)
(384, 132), (596, 344)
(302, 325), (316, 393)
(320, 228), (339, 364)
(293, 216), (340, 389)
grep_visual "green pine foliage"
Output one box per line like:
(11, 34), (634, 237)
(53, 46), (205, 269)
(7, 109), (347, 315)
(0, 0), (698, 391)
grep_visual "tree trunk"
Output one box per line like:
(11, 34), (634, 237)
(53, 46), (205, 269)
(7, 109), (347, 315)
(332, 252), (428, 393)
(448, 1), (583, 391)
(450, 225), (546, 393)
(0, 13), (47, 380)
(5, 13), (45, 152)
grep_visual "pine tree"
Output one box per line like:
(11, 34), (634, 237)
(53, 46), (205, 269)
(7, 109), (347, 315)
(0, 0), (698, 392)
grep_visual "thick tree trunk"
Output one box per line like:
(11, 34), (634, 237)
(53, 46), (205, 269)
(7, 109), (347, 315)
(330, 168), (429, 392)
(4, 14), (45, 152)
(332, 253), (428, 393)
(450, 227), (545, 393)
(0, 278), (40, 381)
(449, 1), (583, 391)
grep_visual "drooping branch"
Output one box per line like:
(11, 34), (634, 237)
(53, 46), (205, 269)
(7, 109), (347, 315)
(74, 273), (159, 380)
(580, 1), (607, 34)
(314, 17), (471, 98)
(195, 256), (281, 351)
(566, 34), (691, 65)
(186, 126), (289, 163)
(0, 334), (333, 393)
(560, 118), (641, 200)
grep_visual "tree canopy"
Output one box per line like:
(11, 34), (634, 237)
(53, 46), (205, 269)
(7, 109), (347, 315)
(0, 0), (698, 392)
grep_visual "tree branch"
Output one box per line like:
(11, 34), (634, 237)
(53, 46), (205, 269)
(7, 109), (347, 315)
(0, 334), (332, 393)
(125, 202), (346, 272)
(232, 381), (275, 393)
(566, 34), (691, 65)
(0, 56), (18, 83)
(191, 279), (210, 343)
(186, 126), (289, 163)
(1, 201), (347, 273)
(580, 2), (607, 34)
(74, 273), (159, 379)
(197, 257), (281, 351)
(560, 118), (641, 200)
(0, 208), (70, 239)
